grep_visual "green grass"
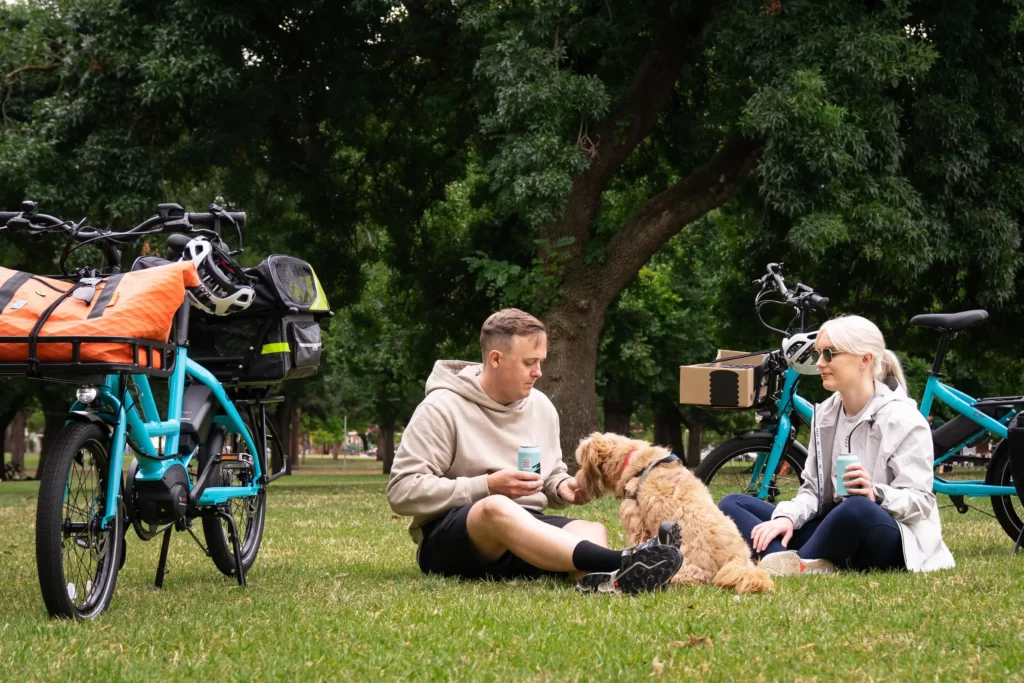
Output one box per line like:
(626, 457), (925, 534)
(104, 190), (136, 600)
(2, 474), (1024, 681)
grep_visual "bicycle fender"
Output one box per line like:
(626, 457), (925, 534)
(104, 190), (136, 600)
(65, 410), (113, 433)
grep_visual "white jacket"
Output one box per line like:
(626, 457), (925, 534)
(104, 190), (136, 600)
(772, 380), (955, 572)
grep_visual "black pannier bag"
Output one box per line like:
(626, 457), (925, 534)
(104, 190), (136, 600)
(188, 255), (331, 384)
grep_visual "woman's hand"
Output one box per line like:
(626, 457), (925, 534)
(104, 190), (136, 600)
(751, 517), (795, 553)
(843, 463), (876, 502)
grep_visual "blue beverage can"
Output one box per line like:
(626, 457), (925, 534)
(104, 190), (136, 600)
(518, 445), (541, 475)
(835, 453), (860, 497)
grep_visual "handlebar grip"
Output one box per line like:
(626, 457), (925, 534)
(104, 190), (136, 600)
(187, 211), (246, 229)
(810, 293), (829, 311)
(0, 212), (19, 223)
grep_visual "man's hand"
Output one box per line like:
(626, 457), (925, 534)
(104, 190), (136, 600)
(556, 477), (588, 505)
(751, 516), (795, 553)
(843, 463), (876, 502)
(487, 470), (543, 499)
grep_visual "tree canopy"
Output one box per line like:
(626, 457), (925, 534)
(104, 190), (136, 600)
(4, 0), (1024, 472)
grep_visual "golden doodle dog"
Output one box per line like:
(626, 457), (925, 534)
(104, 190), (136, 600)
(574, 432), (773, 594)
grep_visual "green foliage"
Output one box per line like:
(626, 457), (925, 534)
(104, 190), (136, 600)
(7, 0), (1024, 438)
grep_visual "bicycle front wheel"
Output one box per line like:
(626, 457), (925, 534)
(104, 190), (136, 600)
(986, 442), (1023, 543)
(35, 421), (124, 620)
(695, 435), (806, 504)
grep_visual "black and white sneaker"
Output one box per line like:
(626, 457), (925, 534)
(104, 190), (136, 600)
(627, 521), (683, 553)
(576, 540), (683, 595)
(656, 520), (682, 548)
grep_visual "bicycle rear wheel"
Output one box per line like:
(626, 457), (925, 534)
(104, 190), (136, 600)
(198, 424), (267, 577)
(695, 435), (806, 504)
(35, 421), (124, 620)
(986, 442), (1023, 543)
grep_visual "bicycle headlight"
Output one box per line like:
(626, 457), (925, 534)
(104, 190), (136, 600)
(75, 385), (98, 405)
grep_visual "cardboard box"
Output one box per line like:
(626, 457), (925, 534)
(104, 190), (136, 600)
(679, 350), (768, 409)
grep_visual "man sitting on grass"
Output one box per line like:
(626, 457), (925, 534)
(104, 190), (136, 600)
(387, 308), (682, 594)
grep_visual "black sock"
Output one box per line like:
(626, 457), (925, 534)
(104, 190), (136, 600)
(572, 541), (623, 572)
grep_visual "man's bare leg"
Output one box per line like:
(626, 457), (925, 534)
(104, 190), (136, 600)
(466, 495), (610, 578)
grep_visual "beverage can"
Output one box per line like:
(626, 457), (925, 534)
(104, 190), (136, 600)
(835, 453), (861, 497)
(518, 445), (541, 475)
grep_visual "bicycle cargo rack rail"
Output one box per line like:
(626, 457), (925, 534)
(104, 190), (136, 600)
(0, 335), (175, 379)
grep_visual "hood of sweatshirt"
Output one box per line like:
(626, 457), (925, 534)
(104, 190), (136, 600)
(816, 379), (917, 428)
(423, 360), (529, 413)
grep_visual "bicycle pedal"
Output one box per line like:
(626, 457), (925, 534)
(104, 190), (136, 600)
(220, 452), (253, 470)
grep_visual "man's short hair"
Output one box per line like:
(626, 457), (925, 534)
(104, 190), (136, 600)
(480, 308), (546, 357)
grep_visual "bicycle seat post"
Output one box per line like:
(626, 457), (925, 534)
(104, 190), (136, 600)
(929, 333), (954, 377)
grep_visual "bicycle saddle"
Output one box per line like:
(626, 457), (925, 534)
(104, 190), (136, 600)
(909, 310), (988, 332)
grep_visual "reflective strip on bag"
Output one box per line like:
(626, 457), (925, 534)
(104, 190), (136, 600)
(262, 342), (291, 354)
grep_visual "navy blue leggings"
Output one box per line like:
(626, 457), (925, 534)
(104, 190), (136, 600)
(718, 494), (905, 571)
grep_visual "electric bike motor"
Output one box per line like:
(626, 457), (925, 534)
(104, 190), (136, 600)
(134, 463), (190, 525)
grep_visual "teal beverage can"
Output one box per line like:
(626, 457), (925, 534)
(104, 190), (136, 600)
(835, 453), (860, 497)
(518, 445), (541, 475)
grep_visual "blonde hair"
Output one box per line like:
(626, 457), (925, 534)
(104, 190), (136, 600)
(819, 315), (907, 392)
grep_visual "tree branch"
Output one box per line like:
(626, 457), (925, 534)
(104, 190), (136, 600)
(542, 1), (720, 253)
(3, 62), (61, 126)
(599, 132), (764, 296)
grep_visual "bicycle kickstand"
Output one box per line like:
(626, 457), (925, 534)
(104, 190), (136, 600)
(1014, 526), (1024, 556)
(213, 510), (247, 588)
(154, 527), (172, 589)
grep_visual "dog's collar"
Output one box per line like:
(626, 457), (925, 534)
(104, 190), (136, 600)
(624, 453), (682, 500)
(622, 448), (641, 473)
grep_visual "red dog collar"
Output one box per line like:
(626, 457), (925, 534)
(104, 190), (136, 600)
(622, 448), (640, 473)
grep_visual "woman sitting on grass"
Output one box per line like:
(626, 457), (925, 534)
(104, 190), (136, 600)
(718, 315), (955, 575)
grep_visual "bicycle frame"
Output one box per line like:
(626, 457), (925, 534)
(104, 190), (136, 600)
(749, 366), (814, 498)
(77, 343), (262, 527)
(919, 376), (1017, 498)
(748, 370), (1017, 500)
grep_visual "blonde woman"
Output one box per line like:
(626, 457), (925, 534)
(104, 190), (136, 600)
(718, 315), (955, 575)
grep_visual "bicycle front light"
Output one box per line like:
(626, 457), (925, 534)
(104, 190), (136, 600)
(75, 385), (98, 405)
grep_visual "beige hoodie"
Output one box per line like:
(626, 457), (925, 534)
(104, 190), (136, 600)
(386, 360), (573, 543)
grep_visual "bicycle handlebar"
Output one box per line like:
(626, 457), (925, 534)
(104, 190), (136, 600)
(0, 201), (246, 275)
(755, 263), (828, 335)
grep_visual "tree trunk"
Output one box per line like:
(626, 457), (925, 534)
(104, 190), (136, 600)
(9, 411), (26, 471)
(602, 392), (633, 437)
(0, 409), (14, 482)
(653, 405), (685, 458)
(380, 422), (396, 475)
(537, 300), (605, 472)
(288, 404), (301, 472)
(685, 418), (705, 469)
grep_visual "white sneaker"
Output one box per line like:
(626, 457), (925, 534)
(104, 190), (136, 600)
(760, 550), (838, 576)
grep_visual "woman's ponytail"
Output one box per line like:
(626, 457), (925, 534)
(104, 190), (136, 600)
(881, 349), (907, 392)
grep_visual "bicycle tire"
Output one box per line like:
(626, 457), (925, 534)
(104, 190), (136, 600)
(985, 441), (1023, 543)
(198, 424), (267, 577)
(695, 435), (807, 504)
(35, 421), (124, 620)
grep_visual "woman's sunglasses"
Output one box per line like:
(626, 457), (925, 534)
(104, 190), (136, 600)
(811, 348), (846, 363)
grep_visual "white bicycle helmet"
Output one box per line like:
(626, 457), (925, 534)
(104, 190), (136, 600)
(182, 237), (254, 316)
(781, 331), (820, 375)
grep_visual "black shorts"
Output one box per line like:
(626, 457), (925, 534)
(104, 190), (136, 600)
(417, 503), (577, 580)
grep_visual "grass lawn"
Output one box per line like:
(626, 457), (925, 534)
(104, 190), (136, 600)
(1, 471), (1023, 681)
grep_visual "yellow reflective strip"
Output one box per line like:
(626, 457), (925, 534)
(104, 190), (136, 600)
(261, 342), (290, 354)
(309, 269), (330, 312)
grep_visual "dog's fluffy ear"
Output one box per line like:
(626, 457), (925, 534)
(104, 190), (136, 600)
(574, 433), (608, 501)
